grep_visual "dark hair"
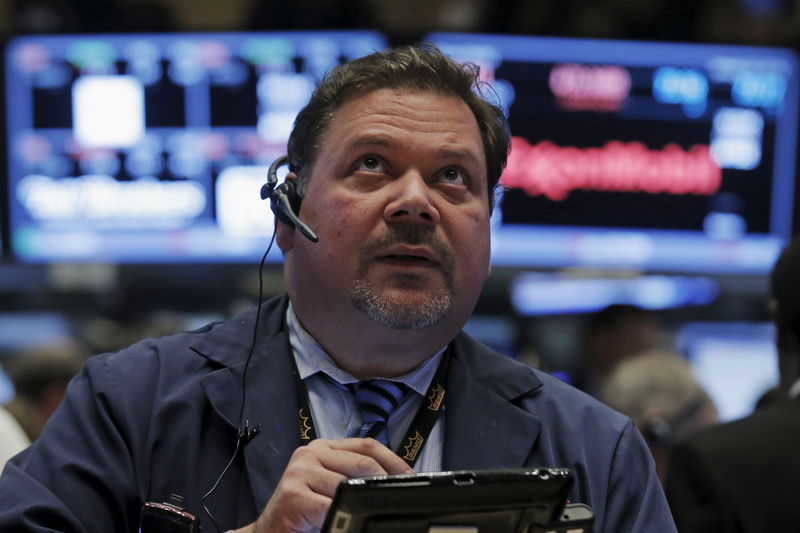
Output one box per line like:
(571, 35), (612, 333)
(585, 304), (657, 336)
(6, 345), (84, 403)
(286, 44), (511, 212)
(771, 236), (800, 348)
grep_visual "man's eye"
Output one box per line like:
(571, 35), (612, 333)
(441, 167), (466, 185)
(357, 156), (384, 173)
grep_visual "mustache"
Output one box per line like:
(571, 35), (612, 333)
(360, 224), (455, 270)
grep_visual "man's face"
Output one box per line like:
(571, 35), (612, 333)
(281, 88), (492, 332)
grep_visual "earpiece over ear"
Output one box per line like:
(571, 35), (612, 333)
(261, 155), (319, 243)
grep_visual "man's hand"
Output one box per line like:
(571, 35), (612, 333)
(232, 438), (414, 533)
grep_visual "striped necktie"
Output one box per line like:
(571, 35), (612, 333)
(353, 380), (408, 447)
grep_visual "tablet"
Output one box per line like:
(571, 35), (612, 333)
(322, 468), (589, 533)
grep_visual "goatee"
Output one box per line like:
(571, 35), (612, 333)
(350, 225), (454, 330)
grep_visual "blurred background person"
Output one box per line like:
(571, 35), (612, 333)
(666, 236), (800, 532)
(753, 385), (789, 410)
(2, 343), (85, 444)
(573, 304), (666, 397)
(602, 348), (719, 483)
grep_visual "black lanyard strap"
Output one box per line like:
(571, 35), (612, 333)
(289, 344), (450, 469)
(394, 351), (449, 467)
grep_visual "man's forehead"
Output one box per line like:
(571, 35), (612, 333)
(334, 86), (475, 120)
(326, 88), (481, 143)
(339, 85), (454, 105)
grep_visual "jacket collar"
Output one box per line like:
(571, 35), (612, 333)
(444, 332), (544, 470)
(190, 295), (289, 370)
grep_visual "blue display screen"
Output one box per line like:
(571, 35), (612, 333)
(4, 31), (386, 263)
(427, 33), (799, 274)
(676, 321), (779, 421)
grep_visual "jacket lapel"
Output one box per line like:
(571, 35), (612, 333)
(443, 334), (543, 471)
(196, 296), (299, 516)
(237, 329), (300, 510)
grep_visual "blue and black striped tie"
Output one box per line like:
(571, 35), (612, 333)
(353, 380), (408, 447)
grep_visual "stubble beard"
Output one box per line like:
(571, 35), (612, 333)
(351, 277), (452, 330)
(350, 225), (455, 330)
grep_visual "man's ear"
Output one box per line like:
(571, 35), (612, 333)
(275, 172), (299, 253)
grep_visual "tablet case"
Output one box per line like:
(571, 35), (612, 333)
(322, 468), (591, 533)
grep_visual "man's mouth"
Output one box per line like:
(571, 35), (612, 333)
(385, 254), (430, 262)
(379, 254), (436, 266)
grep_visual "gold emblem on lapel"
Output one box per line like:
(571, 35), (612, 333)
(299, 408), (312, 440)
(402, 431), (425, 462)
(426, 384), (445, 411)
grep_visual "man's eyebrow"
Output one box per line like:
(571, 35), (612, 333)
(345, 135), (399, 150)
(437, 147), (483, 167)
(345, 136), (483, 166)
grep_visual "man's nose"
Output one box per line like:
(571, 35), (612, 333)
(383, 171), (440, 226)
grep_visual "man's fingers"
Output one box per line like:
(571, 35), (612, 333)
(315, 438), (415, 476)
(254, 481), (332, 532)
(281, 439), (415, 503)
(285, 489), (332, 527)
(249, 438), (417, 533)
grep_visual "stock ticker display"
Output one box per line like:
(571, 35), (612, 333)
(4, 31), (799, 273)
(4, 31), (386, 263)
(430, 33), (799, 273)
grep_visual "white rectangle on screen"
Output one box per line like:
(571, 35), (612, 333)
(72, 75), (145, 148)
(677, 322), (779, 422)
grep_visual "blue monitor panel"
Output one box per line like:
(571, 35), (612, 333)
(4, 31), (386, 263)
(676, 321), (779, 422)
(427, 33), (799, 274)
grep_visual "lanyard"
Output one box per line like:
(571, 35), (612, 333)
(289, 344), (450, 469)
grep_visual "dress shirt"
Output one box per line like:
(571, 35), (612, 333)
(286, 303), (445, 473)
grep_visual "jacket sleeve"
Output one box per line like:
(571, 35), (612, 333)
(0, 351), (152, 533)
(601, 420), (678, 533)
(665, 439), (727, 533)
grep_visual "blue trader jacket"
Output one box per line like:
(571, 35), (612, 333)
(0, 295), (676, 532)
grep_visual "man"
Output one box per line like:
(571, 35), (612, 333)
(3, 342), (85, 442)
(666, 237), (800, 532)
(602, 348), (719, 483)
(575, 304), (664, 397)
(0, 45), (675, 533)
(0, 341), (84, 469)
